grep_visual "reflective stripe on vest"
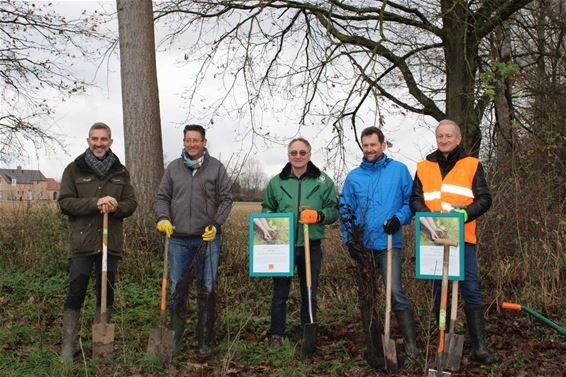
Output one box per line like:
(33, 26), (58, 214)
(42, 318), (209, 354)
(417, 157), (479, 244)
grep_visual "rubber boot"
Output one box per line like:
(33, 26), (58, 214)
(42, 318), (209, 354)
(197, 291), (216, 356)
(395, 309), (420, 358)
(464, 305), (497, 365)
(61, 309), (80, 362)
(170, 309), (186, 354)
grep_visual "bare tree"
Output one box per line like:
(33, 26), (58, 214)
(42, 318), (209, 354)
(154, 0), (532, 158)
(0, 1), (112, 163)
(117, 0), (164, 223)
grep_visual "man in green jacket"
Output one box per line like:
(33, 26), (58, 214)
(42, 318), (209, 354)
(58, 122), (137, 362)
(262, 137), (339, 352)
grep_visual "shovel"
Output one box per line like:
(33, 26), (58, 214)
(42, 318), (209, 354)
(92, 212), (115, 361)
(147, 236), (175, 364)
(381, 233), (398, 372)
(502, 302), (566, 337)
(300, 222), (317, 358)
(428, 238), (458, 377)
(444, 280), (464, 370)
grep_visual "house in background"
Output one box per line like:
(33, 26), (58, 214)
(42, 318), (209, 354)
(0, 166), (60, 201)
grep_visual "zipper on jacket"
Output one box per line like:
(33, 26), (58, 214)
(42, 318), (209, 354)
(295, 177), (303, 247)
(305, 185), (320, 199)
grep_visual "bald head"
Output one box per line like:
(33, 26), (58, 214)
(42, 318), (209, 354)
(435, 119), (462, 157)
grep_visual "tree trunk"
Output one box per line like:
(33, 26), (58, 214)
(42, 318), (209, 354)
(491, 25), (516, 165)
(441, 0), (482, 156)
(117, 0), (163, 225)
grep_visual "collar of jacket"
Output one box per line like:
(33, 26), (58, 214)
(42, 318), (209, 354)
(360, 153), (390, 170)
(279, 161), (321, 180)
(75, 152), (124, 175)
(426, 145), (468, 163)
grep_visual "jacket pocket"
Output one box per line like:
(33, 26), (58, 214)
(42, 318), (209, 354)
(70, 222), (95, 253)
(305, 185), (320, 199)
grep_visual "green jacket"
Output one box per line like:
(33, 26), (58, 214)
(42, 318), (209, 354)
(262, 161), (339, 246)
(58, 152), (137, 258)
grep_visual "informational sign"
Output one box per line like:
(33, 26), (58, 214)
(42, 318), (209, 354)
(415, 212), (465, 280)
(249, 213), (294, 277)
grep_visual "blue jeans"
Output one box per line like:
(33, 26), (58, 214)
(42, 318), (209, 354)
(168, 235), (221, 312)
(434, 244), (483, 309)
(376, 248), (411, 312)
(270, 241), (322, 337)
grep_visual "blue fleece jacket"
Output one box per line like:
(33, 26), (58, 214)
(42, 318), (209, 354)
(340, 155), (413, 250)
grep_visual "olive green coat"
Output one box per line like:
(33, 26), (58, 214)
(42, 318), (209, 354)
(58, 153), (137, 258)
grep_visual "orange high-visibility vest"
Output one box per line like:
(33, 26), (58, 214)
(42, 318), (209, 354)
(416, 157), (479, 244)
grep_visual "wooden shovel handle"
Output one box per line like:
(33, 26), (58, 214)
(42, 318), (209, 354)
(101, 213), (109, 323)
(384, 234), (393, 340)
(438, 243), (450, 353)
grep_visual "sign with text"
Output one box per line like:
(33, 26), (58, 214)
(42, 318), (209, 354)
(415, 212), (465, 280)
(249, 213), (294, 277)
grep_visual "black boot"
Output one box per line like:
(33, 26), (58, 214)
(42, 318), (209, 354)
(197, 291), (216, 356)
(170, 309), (186, 354)
(61, 309), (80, 362)
(464, 305), (497, 365)
(395, 310), (420, 358)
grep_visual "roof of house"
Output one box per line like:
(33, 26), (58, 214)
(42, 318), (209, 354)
(0, 167), (47, 184)
(46, 178), (59, 190)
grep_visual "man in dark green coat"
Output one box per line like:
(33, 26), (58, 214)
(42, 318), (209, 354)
(58, 122), (137, 362)
(262, 137), (338, 352)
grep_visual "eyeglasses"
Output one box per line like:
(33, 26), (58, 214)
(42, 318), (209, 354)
(288, 150), (309, 157)
(184, 138), (204, 144)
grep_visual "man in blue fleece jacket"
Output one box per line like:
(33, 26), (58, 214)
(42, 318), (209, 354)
(340, 126), (418, 370)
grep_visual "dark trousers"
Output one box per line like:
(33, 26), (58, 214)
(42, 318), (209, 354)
(270, 241), (322, 337)
(63, 254), (119, 311)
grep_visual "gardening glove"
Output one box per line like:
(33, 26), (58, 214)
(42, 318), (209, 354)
(383, 215), (401, 235)
(156, 219), (174, 238)
(300, 209), (322, 224)
(453, 208), (468, 222)
(347, 243), (364, 264)
(202, 225), (217, 242)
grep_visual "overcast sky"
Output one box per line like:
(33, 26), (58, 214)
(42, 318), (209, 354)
(7, 1), (438, 183)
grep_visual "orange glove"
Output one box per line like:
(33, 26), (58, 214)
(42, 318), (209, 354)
(300, 209), (319, 224)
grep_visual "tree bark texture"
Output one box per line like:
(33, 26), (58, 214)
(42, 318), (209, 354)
(117, 0), (164, 224)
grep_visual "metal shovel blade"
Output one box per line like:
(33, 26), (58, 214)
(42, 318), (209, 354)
(147, 327), (175, 365)
(444, 333), (465, 371)
(427, 368), (451, 377)
(381, 334), (398, 372)
(92, 321), (115, 360)
(300, 322), (317, 358)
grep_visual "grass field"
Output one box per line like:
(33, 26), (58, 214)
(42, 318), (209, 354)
(0, 202), (564, 376)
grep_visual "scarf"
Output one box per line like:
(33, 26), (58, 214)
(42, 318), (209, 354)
(84, 148), (116, 179)
(182, 148), (206, 175)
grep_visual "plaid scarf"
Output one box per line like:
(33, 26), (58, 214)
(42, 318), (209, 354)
(84, 148), (116, 178)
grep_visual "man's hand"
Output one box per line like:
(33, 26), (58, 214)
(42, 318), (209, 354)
(202, 225), (217, 242)
(300, 209), (320, 224)
(453, 208), (468, 222)
(383, 215), (401, 235)
(97, 196), (118, 214)
(156, 220), (174, 237)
